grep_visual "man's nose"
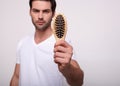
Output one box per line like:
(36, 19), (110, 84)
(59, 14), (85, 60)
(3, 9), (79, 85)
(38, 12), (43, 20)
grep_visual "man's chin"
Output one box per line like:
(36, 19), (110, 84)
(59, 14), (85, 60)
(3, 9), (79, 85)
(36, 26), (47, 31)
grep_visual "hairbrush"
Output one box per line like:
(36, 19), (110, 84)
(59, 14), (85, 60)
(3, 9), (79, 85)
(52, 14), (67, 41)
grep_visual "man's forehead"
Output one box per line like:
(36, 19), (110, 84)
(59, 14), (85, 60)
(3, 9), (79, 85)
(32, 0), (51, 9)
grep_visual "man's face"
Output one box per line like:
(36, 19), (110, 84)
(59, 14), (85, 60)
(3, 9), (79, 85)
(30, 1), (54, 31)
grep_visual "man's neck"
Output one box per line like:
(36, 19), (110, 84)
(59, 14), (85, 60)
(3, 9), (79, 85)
(34, 27), (53, 44)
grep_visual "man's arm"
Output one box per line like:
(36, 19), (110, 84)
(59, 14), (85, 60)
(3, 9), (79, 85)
(60, 59), (84, 86)
(54, 40), (84, 86)
(10, 64), (20, 86)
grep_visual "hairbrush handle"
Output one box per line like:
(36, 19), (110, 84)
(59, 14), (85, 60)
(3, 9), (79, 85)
(52, 14), (67, 41)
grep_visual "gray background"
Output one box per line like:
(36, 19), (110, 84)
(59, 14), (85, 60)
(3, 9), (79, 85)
(0, 0), (120, 86)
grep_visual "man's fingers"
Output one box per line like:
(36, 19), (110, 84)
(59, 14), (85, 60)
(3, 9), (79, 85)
(54, 40), (70, 48)
(54, 46), (66, 53)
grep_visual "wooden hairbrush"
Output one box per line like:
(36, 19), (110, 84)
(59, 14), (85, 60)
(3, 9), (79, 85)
(52, 14), (67, 41)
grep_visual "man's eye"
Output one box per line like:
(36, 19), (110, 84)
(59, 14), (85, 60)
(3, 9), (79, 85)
(32, 9), (39, 13)
(43, 10), (50, 13)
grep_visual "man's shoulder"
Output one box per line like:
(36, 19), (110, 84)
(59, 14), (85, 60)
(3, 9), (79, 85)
(17, 34), (33, 48)
(65, 35), (72, 44)
(20, 35), (32, 43)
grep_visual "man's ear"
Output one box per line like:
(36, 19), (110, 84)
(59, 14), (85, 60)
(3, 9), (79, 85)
(52, 12), (56, 18)
(29, 8), (32, 16)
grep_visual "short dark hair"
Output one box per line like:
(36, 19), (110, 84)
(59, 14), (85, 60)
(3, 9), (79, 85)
(29, 0), (56, 13)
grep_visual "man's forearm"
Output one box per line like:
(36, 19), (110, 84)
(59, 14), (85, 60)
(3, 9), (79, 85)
(61, 60), (84, 86)
(10, 75), (19, 86)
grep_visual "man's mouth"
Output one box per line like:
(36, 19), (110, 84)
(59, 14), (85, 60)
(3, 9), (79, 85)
(36, 21), (45, 25)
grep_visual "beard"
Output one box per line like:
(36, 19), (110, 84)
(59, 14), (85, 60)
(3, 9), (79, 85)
(32, 17), (52, 31)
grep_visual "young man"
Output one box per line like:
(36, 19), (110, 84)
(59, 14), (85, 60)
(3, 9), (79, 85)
(10, 0), (84, 86)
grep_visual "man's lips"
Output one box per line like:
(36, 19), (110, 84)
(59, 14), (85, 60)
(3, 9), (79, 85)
(36, 21), (45, 25)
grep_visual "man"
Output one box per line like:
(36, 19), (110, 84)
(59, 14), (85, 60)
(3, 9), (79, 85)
(10, 0), (84, 86)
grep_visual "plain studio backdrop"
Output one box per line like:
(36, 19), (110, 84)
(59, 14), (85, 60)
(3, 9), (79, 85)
(0, 0), (120, 86)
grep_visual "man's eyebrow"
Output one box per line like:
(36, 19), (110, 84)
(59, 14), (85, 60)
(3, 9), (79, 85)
(32, 8), (51, 11)
(43, 9), (51, 11)
(32, 8), (39, 10)
(31, 8), (40, 12)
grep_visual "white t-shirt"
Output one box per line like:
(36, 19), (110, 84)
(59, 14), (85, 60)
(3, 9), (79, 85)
(16, 34), (73, 86)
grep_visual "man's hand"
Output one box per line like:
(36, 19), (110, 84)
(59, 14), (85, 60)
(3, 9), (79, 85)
(54, 40), (84, 86)
(54, 40), (73, 71)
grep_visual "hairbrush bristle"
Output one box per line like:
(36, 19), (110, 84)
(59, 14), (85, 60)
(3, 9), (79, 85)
(52, 14), (67, 41)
